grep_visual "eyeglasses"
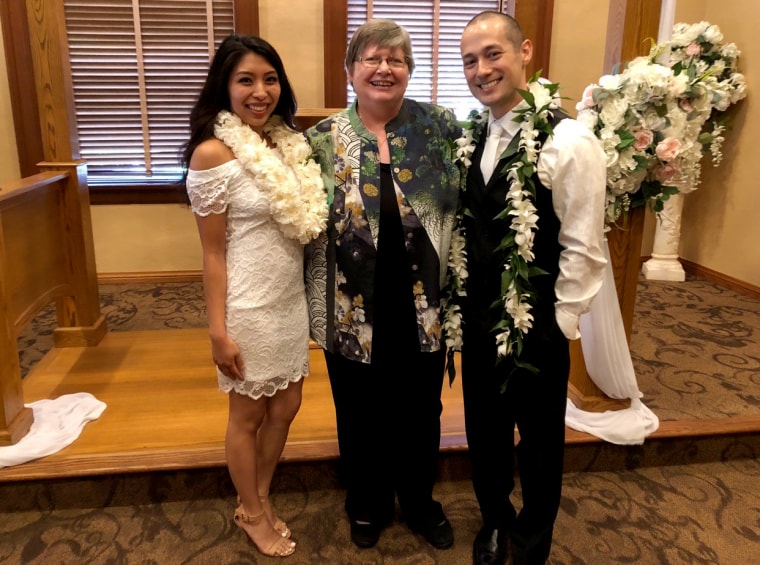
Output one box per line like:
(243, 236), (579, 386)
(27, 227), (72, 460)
(356, 56), (408, 69)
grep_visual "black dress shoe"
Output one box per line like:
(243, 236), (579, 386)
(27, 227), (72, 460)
(350, 519), (381, 548)
(407, 506), (454, 549)
(473, 526), (509, 565)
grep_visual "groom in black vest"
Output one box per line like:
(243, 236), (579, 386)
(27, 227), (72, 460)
(459, 12), (607, 565)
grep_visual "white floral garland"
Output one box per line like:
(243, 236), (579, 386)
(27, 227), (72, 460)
(575, 21), (747, 225)
(214, 110), (327, 244)
(444, 78), (559, 374)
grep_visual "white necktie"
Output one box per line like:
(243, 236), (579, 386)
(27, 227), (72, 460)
(480, 122), (503, 183)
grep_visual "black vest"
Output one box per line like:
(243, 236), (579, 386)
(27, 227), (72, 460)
(462, 111), (569, 338)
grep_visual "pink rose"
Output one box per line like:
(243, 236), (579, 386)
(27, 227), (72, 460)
(686, 42), (702, 57)
(633, 129), (654, 150)
(655, 137), (681, 161)
(654, 162), (678, 183)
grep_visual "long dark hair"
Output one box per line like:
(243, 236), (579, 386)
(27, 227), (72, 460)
(179, 34), (298, 197)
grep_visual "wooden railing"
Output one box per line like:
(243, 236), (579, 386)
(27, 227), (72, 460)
(294, 108), (347, 131)
(0, 161), (106, 445)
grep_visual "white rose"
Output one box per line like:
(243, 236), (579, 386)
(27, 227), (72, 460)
(681, 22), (707, 43)
(641, 64), (672, 98)
(642, 109), (667, 132)
(599, 74), (624, 91)
(599, 96), (628, 129)
(617, 146), (638, 173)
(703, 24), (724, 44)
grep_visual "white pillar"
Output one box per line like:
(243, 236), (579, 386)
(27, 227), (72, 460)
(642, 192), (686, 281)
(642, 0), (685, 282)
(658, 0), (676, 43)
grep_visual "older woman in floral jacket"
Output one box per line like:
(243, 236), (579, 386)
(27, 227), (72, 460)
(305, 18), (461, 551)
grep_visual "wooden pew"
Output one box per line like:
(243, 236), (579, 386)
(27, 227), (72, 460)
(0, 161), (106, 446)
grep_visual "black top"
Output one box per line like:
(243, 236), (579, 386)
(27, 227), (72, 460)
(372, 163), (418, 357)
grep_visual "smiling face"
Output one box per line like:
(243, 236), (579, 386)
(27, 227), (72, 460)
(460, 15), (532, 119)
(228, 51), (281, 133)
(348, 44), (410, 113)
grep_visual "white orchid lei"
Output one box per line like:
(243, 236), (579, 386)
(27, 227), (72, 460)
(214, 110), (328, 244)
(443, 76), (560, 380)
(576, 21), (747, 226)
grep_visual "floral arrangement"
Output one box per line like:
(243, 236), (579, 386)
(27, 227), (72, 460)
(214, 111), (328, 243)
(443, 76), (560, 382)
(576, 21), (747, 225)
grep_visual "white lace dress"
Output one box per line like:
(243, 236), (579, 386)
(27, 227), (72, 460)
(186, 159), (309, 399)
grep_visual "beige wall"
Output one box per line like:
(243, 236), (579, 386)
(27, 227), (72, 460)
(548, 0), (610, 112)
(90, 204), (202, 273)
(674, 0), (759, 285)
(1, 1), (758, 286)
(259, 0), (325, 108)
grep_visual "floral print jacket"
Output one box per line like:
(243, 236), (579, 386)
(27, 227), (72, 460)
(305, 99), (462, 364)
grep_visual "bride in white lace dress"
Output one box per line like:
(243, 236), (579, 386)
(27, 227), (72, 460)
(181, 35), (326, 558)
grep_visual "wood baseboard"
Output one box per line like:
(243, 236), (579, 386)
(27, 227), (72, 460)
(638, 256), (760, 300)
(97, 271), (203, 285)
(680, 260), (760, 299)
(98, 262), (760, 301)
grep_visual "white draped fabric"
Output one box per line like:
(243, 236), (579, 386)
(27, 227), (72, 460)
(0, 392), (106, 468)
(565, 239), (660, 445)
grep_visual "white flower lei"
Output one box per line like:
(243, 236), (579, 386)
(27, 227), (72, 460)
(444, 78), (559, 376)
(214, 110), (327, 244)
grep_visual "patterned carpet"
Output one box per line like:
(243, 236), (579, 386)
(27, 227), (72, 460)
(3, 276), (760, 564)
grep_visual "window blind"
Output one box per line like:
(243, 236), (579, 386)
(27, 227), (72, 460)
(63, 0), (234, 185)
(347, 1), (502, 119)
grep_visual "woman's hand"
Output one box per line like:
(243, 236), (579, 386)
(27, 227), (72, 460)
(211, 334), (246, 380)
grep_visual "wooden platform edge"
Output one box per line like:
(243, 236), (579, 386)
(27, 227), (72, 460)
(0, 433), (475, 482)
(5, 416), (760, 483)
(4, 329), (760, 483)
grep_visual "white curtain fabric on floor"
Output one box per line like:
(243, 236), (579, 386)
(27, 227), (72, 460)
(565, 240), (660, 445)
(0, 393), (106, 468)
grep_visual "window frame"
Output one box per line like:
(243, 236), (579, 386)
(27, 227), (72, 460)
(0, 0), (259, 205)
(1, 0), (553, 204)
(322, 0), (555, 109)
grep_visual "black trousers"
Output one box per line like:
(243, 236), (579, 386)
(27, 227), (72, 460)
(324, 347), (446, 526)
(462, 316), (569, 564)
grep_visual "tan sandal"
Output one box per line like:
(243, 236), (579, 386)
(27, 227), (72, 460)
(234, 505), (296, 557)
(260, 493), (292, 538)
(237, 494), (291, 538)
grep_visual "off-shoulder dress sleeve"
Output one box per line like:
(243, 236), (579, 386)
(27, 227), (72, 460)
(185, 159), (238, 216)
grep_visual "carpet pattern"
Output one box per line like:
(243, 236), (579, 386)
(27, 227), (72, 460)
(3, 276), (760, 564)
(631, 277), (760, 420)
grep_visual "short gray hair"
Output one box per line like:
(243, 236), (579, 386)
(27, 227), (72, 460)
(345, 19), (415, 75)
